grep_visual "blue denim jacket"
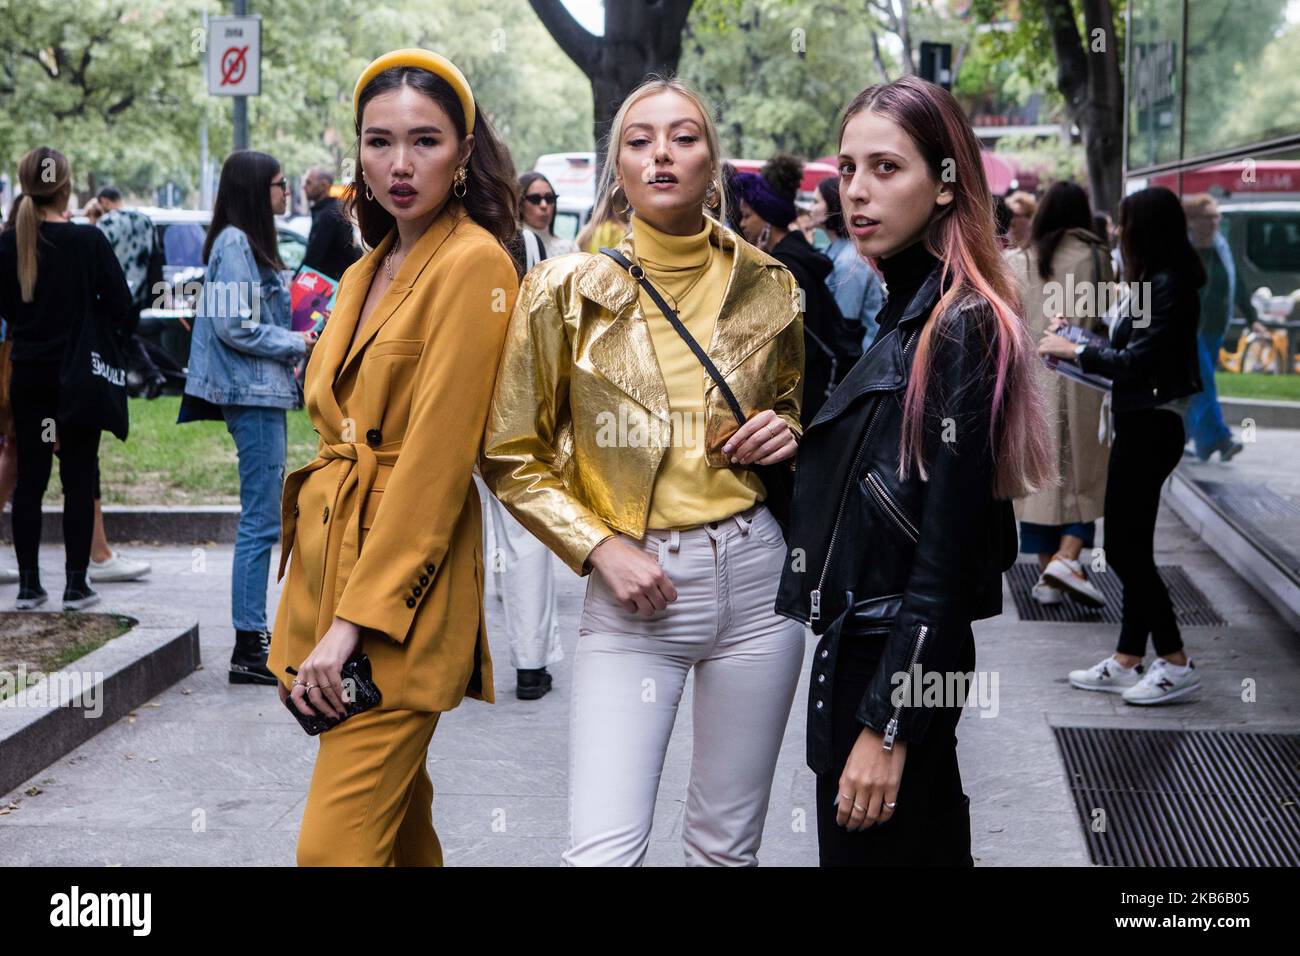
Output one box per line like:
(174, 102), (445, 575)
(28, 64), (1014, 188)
(184, 225), (305, 408)
(826, 237), (885, 351)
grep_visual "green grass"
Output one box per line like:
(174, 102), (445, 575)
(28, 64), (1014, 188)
(44, 396), (319, 505)
(1214, 371), (1300, 402)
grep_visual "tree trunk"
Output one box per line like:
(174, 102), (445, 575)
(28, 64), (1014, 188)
(1043, 0), (1124, 215)
(529, 0), (695, 164)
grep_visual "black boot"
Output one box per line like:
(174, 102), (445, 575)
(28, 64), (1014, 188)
(516, 667), (553, 700)
(230, 629), (278, 685)
(63, 568), (100, 611)
(16, 569), (47, 610)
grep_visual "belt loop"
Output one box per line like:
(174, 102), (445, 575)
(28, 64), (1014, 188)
(656, 535), (668, 567)
(669, 529), (680, 552)
(733, 510), (751, 535)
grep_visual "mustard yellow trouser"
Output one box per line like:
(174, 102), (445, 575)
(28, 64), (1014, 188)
(296, 708), (443, 867)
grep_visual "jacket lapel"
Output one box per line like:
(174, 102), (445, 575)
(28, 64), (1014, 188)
(806, 263), (945, 430)
(333, 204), (468, 384)
(576, 249), (671, 421)
(706, 224), (794, 380)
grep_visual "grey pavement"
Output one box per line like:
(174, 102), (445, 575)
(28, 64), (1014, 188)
(1, 494), (1297, 866)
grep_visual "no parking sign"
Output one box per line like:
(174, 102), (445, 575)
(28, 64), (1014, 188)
(207, 16), (262, 97)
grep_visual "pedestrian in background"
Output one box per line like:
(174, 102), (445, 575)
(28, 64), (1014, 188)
(518, 170), (577, 262)
(1183, 193), (1244, 462)
(183, 149), (315, 685)
(735, 153), (861, 425)
(1005, 190), (1036, 249)
(1042, 186), (1205, 706)
(302, 167), (362, 281)
(1007, 181), (1112, 608)
(810, 176), (884, 350)
(0, 147), (135, 610)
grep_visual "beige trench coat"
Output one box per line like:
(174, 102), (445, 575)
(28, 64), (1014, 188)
(1008, 228), (1113, 530)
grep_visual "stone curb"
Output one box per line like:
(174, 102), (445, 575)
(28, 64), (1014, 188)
(0, 506), (241, 545)
(0, 610), (201, 796)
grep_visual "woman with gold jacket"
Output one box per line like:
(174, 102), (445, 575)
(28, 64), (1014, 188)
(482, 78), (806, 866)
(267, 50), (520, 867)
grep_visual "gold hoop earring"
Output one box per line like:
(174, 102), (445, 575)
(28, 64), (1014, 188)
(706, 180), (720, 209)
(452, 166), (467, 199)
(613, 184), (631, 216)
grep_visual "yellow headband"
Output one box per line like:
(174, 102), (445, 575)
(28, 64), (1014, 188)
(353, 48), (476, 131)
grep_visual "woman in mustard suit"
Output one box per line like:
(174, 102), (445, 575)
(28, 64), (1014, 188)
(267, 50), (521, 867)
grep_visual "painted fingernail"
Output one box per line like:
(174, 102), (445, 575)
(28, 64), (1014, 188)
(722, 443), (733, 453)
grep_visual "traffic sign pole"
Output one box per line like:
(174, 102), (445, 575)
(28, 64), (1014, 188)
(232, 0), (248, 150)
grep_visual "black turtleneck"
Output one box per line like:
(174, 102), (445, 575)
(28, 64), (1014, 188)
(870, 240), (939, 347)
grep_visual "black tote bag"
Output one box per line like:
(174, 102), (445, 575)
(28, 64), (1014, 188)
(59, 300), (130, 441)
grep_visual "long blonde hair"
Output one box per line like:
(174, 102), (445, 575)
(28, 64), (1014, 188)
(13, 147), (72, 303)
(591, 76), (728, 233)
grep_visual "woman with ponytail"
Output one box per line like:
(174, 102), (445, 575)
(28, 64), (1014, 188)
(0, 147), (133, 611)
(775, 76), (1054, 866)
(267, 50), (519, 866)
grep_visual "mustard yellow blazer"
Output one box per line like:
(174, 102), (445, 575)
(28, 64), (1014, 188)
(268, 203), (518, 712)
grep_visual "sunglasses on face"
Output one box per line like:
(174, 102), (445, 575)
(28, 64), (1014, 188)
(270, 179), (288, 192)
(523, 192), (558, 206)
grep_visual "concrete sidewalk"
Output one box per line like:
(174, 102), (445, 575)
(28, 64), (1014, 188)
(1, 499), (1297, 866)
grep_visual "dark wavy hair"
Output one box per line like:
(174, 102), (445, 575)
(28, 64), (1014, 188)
(1118, 186), (1207, 288)
(760, 153), (803, 204)
(816, 176), (846, 239)
(1031, 181), (1094, 281)
(347, 66), (518, 255)
(204, 149), (283, 270)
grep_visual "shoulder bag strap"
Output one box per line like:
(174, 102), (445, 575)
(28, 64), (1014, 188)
(599, 247), (747, 429)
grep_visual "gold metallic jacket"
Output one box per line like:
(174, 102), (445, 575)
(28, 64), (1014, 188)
(480, 217), (804, 576)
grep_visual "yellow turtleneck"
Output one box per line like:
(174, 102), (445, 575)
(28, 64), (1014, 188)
(631, 214), (764, 529)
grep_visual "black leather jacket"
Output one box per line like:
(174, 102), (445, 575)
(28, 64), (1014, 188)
(1078, 269), (1201, 412)
(775, 262), (1016, 748)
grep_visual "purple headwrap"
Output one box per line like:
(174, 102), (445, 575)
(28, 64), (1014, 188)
(732, 171), (798, 228)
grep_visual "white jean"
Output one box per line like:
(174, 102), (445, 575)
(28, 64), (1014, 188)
(475, 475), (563, 671)
(565, 504), (805, 866)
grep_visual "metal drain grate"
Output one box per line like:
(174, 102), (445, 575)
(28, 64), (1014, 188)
(1006, 562), (1226, 625)
(1053, 726), (1300, 866)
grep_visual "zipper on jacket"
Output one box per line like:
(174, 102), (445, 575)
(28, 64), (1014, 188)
(882, 624), (929, 751)
(808, 328), (918, 623)
(865, 471), (920, 542)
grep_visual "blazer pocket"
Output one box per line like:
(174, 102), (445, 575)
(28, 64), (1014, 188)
(367, 338), (424, 358)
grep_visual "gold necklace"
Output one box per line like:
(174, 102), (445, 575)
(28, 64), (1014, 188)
(384, 236), (402, 281)
(648, 241), (713, 315)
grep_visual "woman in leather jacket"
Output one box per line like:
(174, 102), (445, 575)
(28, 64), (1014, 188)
(774, 76), (1054, 866)
(1041, 187), (1205, 706)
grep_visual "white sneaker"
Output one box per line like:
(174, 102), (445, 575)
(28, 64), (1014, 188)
(1122, 657), (1201, 705)
(1043, 555), (1106, 607)
(1031, 574), (1063, 605)
(1069, 655), (1142, 693)
(88, 550), (151, 583)
(0, 567), (17, 585)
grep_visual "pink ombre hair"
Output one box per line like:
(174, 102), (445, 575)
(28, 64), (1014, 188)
(839, 76), (1053, 500)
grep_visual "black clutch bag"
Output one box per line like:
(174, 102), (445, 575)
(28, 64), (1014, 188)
(283, 653), (382, 736)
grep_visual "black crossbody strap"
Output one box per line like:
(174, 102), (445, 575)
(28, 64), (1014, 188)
(599, 247), (747, 428)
